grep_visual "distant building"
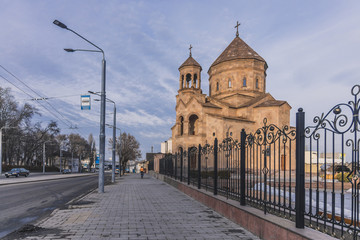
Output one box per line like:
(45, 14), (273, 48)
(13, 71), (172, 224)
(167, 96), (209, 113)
(161, 138), (172, 154)
(146, 152), (164, 173)
(305, 151), (346, 173)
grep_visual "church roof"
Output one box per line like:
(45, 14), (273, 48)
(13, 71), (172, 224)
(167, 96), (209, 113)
(254, 100), (287, 108)
(230, 94), (269, 109)
(179, 56), (202, 70)
(202, 102), (222, 109)
(210, 36), (266, 69)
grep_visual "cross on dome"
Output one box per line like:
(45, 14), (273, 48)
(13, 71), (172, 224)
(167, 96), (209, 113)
(235, 21), (241, 37)
(189, 44), (193, 57)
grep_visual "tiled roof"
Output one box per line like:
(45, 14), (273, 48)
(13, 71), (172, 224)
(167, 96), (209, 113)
(230, 94), (269, 109)
(202, 102), (222, 109)
(207, 113), (254, 123)
(179, 56), (202, 70)
(210, 36), (266, 68)
(254, 100), (287, 108)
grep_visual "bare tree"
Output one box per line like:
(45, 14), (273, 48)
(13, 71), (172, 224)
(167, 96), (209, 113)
(88, 133), (96, 171)
(115, 132), (141, 171)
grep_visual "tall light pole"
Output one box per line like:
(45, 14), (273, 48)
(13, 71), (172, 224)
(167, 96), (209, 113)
(0, 126), (16, 175)
(53, 20), (106, 193)
(59, 141), (64, 173)
(43, 141), (56, 174)
(92, 93), (117, 183)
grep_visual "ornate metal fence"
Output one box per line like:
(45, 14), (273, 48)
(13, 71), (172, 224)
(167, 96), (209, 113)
(245, 119), (296, 218)
(158, 85), (360, 239)
(303, 85), (360, 239)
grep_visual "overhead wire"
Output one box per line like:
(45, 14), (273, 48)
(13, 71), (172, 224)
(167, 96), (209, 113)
(0, 64), (74, 127)
(0, 65), (87, 137)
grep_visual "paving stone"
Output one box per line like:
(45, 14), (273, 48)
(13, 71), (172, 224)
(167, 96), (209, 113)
(21, 174), (260, 239)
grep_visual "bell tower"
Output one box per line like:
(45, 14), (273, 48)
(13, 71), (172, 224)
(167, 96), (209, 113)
(178, 45), (202, 93)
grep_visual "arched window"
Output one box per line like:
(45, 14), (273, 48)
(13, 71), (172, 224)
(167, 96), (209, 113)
(181, 75), (184, 89)
(189, 114), (199, 135)
(243, 77), (247, 87)
(179, 116), (184, 136)
(228, 79), (232, 88)
(209, 85), (211, 96)
(194, 74), (197, 88)
(186, 74), (191, 88)
(256, 78), (259, 89)
(216, 82), (219, 91)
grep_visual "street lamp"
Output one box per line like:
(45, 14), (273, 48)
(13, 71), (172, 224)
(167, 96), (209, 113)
(106, 124), (122, 177)
(91, 93), (117, 183)
(54, 20), (106, 193)
(0, 126), (16, 175)
(43, 140), (53, 174)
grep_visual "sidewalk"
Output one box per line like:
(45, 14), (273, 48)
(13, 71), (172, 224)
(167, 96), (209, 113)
(8, 173), (260, 240)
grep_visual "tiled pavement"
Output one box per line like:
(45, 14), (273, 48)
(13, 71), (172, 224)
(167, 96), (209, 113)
(19, 174), (260, 240)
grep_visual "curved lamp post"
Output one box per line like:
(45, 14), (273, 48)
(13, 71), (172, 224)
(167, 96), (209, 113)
(53, 20), (106, 193)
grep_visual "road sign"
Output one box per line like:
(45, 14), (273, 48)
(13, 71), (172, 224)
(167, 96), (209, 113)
(81, 95), (91, 110)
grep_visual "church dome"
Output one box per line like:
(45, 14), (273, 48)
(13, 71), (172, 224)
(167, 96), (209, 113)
(209, 36), (266, 70)
(179, 56), (202, 70)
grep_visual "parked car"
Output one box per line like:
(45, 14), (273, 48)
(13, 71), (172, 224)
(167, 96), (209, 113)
(115, 169), (120, 174)
(334, 165), (350, 173)
(5, 168), (30, 178)
(62, 169), (72, 174)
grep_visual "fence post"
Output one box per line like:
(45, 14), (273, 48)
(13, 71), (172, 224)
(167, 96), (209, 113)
(296, 108), (305, 228)
(240, 129), (246, 206)
(198, 144), (201, 189)
(175, 153), (177, 180)
(214, 138), (218, 195)
(188, 147), (191, 185)
(180, 149), (183, 182)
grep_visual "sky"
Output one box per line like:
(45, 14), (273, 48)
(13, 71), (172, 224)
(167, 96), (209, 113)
(0, 0), (360, 159)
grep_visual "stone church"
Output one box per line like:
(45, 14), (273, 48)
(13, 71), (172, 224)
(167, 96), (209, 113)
(171, 26), (291, 153)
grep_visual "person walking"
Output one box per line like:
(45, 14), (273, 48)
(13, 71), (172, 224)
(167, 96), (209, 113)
(140, 166), (144, 179)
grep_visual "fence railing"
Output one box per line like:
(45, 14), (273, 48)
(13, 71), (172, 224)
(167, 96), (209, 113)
(158, 85), (360, 239)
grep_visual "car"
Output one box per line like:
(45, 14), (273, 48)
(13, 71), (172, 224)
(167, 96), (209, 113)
(115, 169), (120, 174)
(5, 168), (30, 178)
(334, 165), (350, 173)
(62, 169), (72, 174)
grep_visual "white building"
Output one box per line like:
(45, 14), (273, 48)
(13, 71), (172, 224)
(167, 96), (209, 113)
(161, 138), (172, 154)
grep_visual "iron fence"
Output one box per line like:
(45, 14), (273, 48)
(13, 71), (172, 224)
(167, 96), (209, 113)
(158, 85), (360, 239)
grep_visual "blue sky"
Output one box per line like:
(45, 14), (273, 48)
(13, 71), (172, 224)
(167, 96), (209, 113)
(1, 0), (360, 159)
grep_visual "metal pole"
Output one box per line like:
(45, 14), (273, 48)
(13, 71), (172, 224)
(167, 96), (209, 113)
(180, 149), (183, 182)
(0, 129), (2, 176)
(119, 129), (122, 177)
(111, 104), (116, 183)
(59, 143), (62, 173)
(99, 58), (106, 193)
(43, 142), (46, 174)
(53, 20), (106, 193)
(198, 144), (201, 189)
(214, 138), (218, 195)
(187, 148), (190, 185)
(296, 108), (305, 228)
(240, 129), (246, 206)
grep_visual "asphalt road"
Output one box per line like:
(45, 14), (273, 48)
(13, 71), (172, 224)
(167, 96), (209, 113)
(0, 174), (110, 238)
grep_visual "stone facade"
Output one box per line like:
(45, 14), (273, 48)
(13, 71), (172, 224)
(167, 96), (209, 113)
(171, 32), (292, 157)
